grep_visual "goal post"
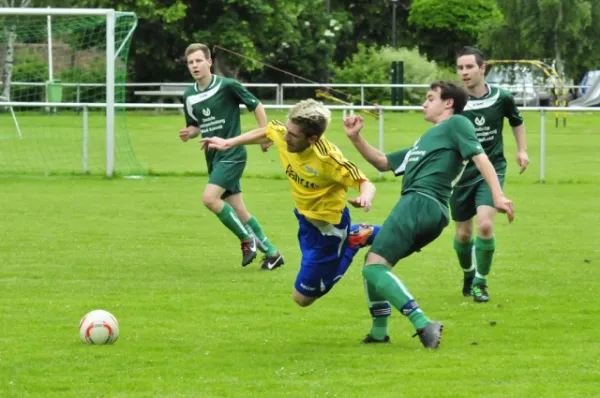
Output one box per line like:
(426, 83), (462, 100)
(0, 7), (140, 177)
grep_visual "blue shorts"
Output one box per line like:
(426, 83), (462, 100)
(294, 208), (351, 297)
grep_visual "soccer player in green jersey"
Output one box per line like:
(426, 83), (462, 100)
(343, 81), (514, 348)
(453, 46), (529, 302)
(178, 43), (283, 270)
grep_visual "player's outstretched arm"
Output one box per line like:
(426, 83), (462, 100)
(471, 153), (515, 223)
(347, 180), (376, 212)
(253, 104), (268, 128)
(200, 127), (272, 151)
(343, 115), (390, 172)
(512, 124), (529, 174)
(253, 104), (273, 152)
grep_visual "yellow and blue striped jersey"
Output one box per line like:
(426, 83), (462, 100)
(265, 120), (368, 224)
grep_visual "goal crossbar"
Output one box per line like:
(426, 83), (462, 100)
(0, 7), (136, 177)
(0, 8), (117, 16)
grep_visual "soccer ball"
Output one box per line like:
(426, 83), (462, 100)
(79, 309), (120, 345)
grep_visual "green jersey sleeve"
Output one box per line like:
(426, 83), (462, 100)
(386, 148), (411, 176)
(451, 116), (484, 160)
(183, 106), (198, 127)
(504, 94), (524, 127)
(182, 90), (199, 127)
(230, 79), (260, 112)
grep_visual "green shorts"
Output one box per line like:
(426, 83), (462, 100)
(370, 193), (450, 266)
(208, 161), (246, 199)
(449, 175), (505, 222)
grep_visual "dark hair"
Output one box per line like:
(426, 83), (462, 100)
(430, 80), (469, 114)
(291, 117), (328, 138)
(456, 46), (485, 67)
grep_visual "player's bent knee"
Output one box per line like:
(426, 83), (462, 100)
(477, 220), (494, 238)
(364, 251), (378, 265)
(202, 199), (220, 213)
(455, 223), (473, 243)
(292, 290), (316, 307)
(364, 251), (390, 267)
(455, 230), (472, 243)
(202, 193), (220, 212)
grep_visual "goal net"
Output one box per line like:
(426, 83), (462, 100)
(0, 8), (142, 176)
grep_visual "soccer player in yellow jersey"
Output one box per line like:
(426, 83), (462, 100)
(201, 99), (379, 307)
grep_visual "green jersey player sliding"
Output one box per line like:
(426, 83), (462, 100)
(343, 81), (514, 348)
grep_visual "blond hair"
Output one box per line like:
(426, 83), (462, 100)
(184, 43), (211, 59)
(288, 99), (331, 138)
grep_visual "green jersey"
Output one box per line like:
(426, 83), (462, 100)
(183, 75), (260, 165)
(386, 114), (484, 207)
(457, 84), (523, 185)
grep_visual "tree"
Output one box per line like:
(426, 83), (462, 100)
(76, 0), (352, 84)
(408, 0), (503, 65)
(1, 0), (32, 108)
(569, 0), (600, 80)
(76, 0), (188, 82)
(534, 0), (592, 77)
(479, 0), (597, 80)
(330, 0), (415, 64)
(477, 0), (525, 60)
(332, 45), (453, 104)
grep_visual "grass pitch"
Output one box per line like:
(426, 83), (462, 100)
(0, 109), (599, 397)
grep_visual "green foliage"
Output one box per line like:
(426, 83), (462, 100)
(77, 0), (352, 83)
(479, 0), (598, 81)
(329, 0), (415, 65)
(331, 45), (389, 103)
(11, 50), (46, 101)
(234, 1), (352, 84)
(408, 0), (503, 65)
(332, 45), (455, 104)
(57, 57), (107, 102)
(58, 59), (106, 84)
(570, 0), (600, 79)
(5, 0), (600, 92)
(78, 0), (189, 82)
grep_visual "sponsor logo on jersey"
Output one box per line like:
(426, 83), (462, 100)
(286, 164), (319, 189)
(304, 165), (319, 176)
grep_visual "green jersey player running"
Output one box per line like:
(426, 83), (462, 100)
(179, 43), (283, 270)
(452, 46), (529, 302)
(343, 81), (514, 348)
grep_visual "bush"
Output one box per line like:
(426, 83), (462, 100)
(332, 45), (458, 105)
(58, 56), (107, 103)
(11, 50), (47, 102)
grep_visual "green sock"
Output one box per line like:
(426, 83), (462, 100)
(362, 264), (430, 330)
(473, 236), (496, 285)
(364, 279), (391, 340)
(408, 310), (429, 330)
(216, 202), (251, 241)
(245, 216), (278, 256)
(453, 238), (475, 278)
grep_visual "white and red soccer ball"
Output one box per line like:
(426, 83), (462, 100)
(79, 310), (119, 345)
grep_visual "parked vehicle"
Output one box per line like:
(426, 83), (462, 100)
(485, 64), (557, 106)
(578, 70), (600, 98)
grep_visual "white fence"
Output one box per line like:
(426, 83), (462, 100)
(2, 82), (590, 107)
(1, 101), (598, 180)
